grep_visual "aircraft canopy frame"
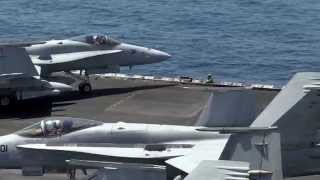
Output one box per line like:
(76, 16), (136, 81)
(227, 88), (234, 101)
(70, 34), (121, 46)
(16, 118), (103, 138)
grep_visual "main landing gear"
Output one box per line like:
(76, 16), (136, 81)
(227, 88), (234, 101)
(0, 95), (16, 107)
(66, 70), (92, 94)
(67, 169), (76, 180)
(67, 168), (88, 180)
(0, 96), (11, 106)
(78, 82), (92, 94)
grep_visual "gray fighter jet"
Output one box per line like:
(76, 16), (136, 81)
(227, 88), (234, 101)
(0, 46), (72, 106)
(24, 34), (171, 93)
(0, 72), (318, 180)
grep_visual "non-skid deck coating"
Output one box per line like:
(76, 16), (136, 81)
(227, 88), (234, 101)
(0, 76), (316, 180)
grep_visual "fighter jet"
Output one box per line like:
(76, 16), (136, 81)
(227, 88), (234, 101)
(0, 72), (319, 180)
(24, 34), (171, 93)
(0, 46), (72, 106)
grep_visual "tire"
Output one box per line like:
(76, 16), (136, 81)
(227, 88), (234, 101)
(0, 96), (12, 106)
(79, 83), (92, 94)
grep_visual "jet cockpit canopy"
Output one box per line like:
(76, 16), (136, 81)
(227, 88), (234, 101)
(70, 34), (121, 46)
(16, 117), (103, 137)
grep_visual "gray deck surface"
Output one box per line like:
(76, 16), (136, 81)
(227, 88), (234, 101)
(0, 76), (316, 180)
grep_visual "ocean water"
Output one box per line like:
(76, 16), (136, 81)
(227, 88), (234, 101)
(0, 0), (320, 86)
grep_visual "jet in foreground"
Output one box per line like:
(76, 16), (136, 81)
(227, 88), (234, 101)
(0, 72), (319, 180)
(24, 34), (171, 93)
(0, 46), (71, 106)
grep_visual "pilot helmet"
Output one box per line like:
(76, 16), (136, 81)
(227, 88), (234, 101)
(63, 120), (73, 131)
(45, 120), (61, 131)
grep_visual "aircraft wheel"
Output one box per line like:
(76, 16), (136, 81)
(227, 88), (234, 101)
(79, 83), (92, 94)
(173, 175), (184, 180)
(0, 96), (13, 106)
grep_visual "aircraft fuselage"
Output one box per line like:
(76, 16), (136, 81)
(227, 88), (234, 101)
(0, 122), (224, 169)
(25, 38), (170, 74)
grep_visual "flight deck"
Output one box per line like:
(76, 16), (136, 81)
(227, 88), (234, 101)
(0, 75), (317, 180)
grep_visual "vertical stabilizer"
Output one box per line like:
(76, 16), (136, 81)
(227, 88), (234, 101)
(221, 131), (283, 180)
(0, 46), (38, 76)
(250, 72), (320, 177)
(195, 90), (256, 127)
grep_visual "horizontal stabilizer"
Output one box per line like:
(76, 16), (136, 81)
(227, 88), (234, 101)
(184, 160), (250, 180)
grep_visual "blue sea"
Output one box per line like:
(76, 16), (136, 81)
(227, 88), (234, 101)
(0, 0), (320, 86)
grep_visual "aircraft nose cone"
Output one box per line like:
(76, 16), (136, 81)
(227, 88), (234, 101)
(150, 49), (171, 62)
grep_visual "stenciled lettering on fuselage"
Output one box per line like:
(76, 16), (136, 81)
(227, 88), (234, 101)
(0, 145), (8, 152)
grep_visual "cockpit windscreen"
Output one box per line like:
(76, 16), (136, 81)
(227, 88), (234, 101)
(70, 34), (120, 46)
(16, 118), (103, 138)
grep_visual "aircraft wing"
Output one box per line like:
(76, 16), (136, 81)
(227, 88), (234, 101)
(66, 159), (165, 170)
(17, 136), (237, 179)
(183, 160), (250, 180)
(17, 143), (194, 159)
(31, 50), (123, 65)
(0, 73), (25, 79)
(17, 136), (230, 162)
(0, 41), (45, 47)
(0, 73), (37, 84)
